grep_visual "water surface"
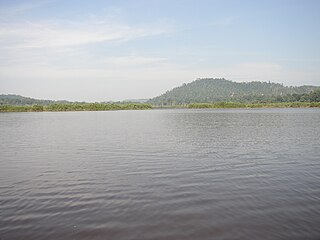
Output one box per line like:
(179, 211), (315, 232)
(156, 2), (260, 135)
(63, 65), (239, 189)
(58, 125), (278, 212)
(1, 109), (320, 239)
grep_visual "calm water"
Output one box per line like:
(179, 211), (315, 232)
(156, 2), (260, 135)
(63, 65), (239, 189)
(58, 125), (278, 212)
(1, 109), (320, 240)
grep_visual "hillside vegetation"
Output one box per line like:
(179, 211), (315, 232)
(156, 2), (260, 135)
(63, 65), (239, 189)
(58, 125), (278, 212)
(149, 78), (319, 105)
(0, 94), (71, 106)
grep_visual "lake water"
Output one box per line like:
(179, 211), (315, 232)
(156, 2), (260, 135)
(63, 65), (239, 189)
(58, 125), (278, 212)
(1, 109), (320, 240)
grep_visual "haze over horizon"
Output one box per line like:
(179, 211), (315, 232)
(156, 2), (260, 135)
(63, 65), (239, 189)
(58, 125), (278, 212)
(1, 0), (320, 102)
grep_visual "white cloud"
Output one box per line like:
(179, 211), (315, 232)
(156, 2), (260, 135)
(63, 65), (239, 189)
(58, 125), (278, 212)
(0, 20), (169, 50)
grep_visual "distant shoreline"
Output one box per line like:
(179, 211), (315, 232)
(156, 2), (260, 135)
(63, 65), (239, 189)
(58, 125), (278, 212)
(187, 102), (320, 109)
(1, 102), (320, 112)
(0, 103), (152, 112)
(154, 102), (320, 109)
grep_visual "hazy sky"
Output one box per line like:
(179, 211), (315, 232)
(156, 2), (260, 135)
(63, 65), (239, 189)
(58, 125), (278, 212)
(0, 0), (319, 101)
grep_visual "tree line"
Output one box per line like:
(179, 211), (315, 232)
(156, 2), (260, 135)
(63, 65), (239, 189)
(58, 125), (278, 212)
(0, 103), (152, 112)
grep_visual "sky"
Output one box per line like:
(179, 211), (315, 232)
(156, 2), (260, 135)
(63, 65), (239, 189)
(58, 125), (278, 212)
(0, 0), (319, 102)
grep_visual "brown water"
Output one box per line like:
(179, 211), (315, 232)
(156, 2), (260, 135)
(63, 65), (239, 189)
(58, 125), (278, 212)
(0, 109), (320, 240)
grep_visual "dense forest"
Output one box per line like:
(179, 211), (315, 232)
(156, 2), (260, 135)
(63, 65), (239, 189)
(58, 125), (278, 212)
(148, 78), (319, 105)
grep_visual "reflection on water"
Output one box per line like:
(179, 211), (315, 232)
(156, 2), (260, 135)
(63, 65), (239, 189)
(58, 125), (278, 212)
(1, 109), (320, 239)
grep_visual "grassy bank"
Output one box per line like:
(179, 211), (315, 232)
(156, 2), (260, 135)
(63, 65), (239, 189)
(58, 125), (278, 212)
(188, 102), (320, 109)
(0, 103), (153, 112)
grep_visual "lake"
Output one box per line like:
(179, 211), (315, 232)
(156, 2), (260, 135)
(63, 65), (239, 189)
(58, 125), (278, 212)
(0, 109), (320, 240)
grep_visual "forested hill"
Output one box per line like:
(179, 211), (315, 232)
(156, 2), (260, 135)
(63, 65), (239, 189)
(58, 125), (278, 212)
(148, 78), (319, 105)
(0, 94), (71, 106)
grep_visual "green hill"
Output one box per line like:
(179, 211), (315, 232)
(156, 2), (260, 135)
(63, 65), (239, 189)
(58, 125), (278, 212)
(0, 94), (70, 106)
(148, 78), (319, 105)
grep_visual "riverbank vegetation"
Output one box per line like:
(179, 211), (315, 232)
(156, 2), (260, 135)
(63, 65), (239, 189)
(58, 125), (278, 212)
(1, 101), (320, 112)
(0, 103), (152, 112)
(188, 102), (320, 109)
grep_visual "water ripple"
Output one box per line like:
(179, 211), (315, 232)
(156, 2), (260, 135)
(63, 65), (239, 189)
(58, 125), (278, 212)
(1, 109), (320, 239)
